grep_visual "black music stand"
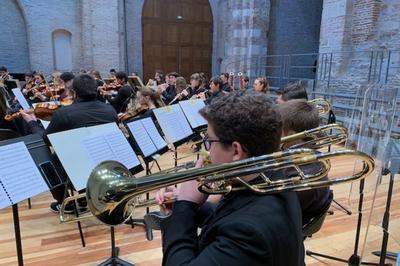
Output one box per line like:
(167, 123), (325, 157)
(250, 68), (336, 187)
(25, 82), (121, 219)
(97, 226), (134, 266)
(0, 134), (59, 266)
(371, 140), (400, 265)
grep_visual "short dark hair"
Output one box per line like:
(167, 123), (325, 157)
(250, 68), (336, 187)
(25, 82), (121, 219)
(60, 72), (75, 82)
(25, 71), (35, 77)
(72, 74), (97, 99)
(0, 66), (7, 72)
(278, 99), (319, 133)
(109, 69), (116, 73)
(243, 75), (249, 82)
(115, 71), (128, 82)
(199, 91), (282, 156)
(276, 81), (308, 101)
(220, 73), (229, 80)
(210, 76), (223, 89)
(167, 72), (179, 78)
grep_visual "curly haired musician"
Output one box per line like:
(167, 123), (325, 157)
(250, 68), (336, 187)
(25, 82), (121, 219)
(156, 91), (305, 266)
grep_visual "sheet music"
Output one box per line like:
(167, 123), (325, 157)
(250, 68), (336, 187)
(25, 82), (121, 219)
(81, 131), (140, 170)
(0, 186), (10, 209)
(141, 117), (167, 150)
(48, 123), (139, 191)
(126, 120), (157, 157)
(179, 99), (208, 128)
(105, 131), (141, 168)
(0, 142), (48, 208)
(153, 105), (193, 144)
(12, 88), (30, 109)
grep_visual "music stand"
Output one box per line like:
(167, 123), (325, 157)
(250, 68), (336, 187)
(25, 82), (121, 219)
(306, 83), (398, 265)
(152, 105), (195, 166)
(0, 135), (56, 266)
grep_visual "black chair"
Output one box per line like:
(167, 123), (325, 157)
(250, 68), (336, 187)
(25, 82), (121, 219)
(0, 128), (21, 141)
(303, 190), (334, 238)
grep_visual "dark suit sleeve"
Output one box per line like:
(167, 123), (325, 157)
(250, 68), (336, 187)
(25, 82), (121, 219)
(108, 86), (132, 112)
(161, 201), (272, 266)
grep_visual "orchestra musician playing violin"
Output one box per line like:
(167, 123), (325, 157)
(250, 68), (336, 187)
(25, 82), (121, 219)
(105, 71), (134, 113)
(20, 74), (118, 213)
(156, 92), (304, 266)
(119, 86), (164, 121)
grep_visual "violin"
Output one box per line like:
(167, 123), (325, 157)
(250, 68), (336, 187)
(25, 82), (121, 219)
(4, 100), (73, 122)
(118, 105), (148, 122)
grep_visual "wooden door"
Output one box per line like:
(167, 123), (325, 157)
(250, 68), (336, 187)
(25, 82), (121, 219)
(142, 0), (212, 82)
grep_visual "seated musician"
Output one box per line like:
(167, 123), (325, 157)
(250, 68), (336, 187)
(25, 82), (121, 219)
(168, 76), (188, 104)
(20, 74), (118, 213)
(106, 71), (134, 113)
(276, 81), (308, 104)
(219, 72), (232, 92)
(0, 66), (12, 81)
(156, 92), (305, 265)
(161, 72), (179, 104)
(121, 86), (164, 121)
(204, 76), (225, 105)
(278, 99), (332, 225)
(253, 77), (269, 94)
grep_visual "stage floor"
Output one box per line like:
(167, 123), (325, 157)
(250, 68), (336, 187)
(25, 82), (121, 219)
(0, 144), (398, 266)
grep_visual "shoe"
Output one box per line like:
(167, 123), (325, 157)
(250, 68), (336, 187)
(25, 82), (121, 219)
(50, 202), (74, 214)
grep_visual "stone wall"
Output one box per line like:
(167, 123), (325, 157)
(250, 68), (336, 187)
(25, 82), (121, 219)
(218, 0), (270, 77)
(0, 0), (30, 73)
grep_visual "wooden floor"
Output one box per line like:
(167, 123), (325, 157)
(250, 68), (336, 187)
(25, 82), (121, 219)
(0, 144), (399, 266)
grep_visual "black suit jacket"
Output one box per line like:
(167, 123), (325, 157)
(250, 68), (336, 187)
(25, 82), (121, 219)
(28, 98), (118, 138)
(161, 190), (305, 266)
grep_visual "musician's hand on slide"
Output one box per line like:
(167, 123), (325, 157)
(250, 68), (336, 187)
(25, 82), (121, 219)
(20, 110), (37, 123)
(155, 186), (177, 215)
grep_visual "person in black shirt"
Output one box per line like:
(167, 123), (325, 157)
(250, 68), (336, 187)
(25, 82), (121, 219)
(107, 71), (133, 113)
(219, 72), (232, 92)
(161, 72), (178, 104)
(276, 81), (308, 104)
(20, 74), (118, 213)
(204, 76), (225, 105)
(156, 92), (304, 265)
(278, 99), (332, 225)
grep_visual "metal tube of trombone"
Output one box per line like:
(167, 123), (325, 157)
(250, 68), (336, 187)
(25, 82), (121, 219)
(59, 147), (374, 225)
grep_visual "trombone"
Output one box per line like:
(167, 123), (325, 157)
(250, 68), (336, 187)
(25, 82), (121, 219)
(308, 98), (332, 115)
(281, 123), (347, 150)
(60, 147), (374, 225)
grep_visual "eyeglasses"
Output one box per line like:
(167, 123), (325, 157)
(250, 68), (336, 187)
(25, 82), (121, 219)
(202, 135), (231, 151)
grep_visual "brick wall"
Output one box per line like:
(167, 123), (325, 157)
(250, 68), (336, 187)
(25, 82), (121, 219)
(0, 0), (30, 73)
(218, 0), (270, 77)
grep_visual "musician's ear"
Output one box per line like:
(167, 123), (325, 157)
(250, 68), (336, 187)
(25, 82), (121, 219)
(231, 141), (248, 161)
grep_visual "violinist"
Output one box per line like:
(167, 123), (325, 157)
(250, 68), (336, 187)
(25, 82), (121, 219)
(22, 72), (36, 93)
(120, 86), (164, 121)
(20, 74), (118, 213)
(0, 66), (12, 82)
(106, 71), (133, 113)
(26, 73), (48, 102)
(109, 68), (117, 79)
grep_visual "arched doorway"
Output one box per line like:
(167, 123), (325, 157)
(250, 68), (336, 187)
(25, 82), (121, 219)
(0, 0), (30, 73)
(142, 0), (212, 82)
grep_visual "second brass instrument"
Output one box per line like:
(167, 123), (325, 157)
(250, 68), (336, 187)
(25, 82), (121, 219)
(60, 147), (374, 225)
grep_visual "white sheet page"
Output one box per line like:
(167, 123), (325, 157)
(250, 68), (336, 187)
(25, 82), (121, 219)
(126, 120), (157, 157)
(12, 88), (30, 110)
(153, 105), (193, 143)
(141, 117), (167, 150)
(179, 99), (207, 128)
(105, 130), (141, 169)
(0, 142), (48, 206)
(81, 134), (115, 168)
(0, 185), (11, 209)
